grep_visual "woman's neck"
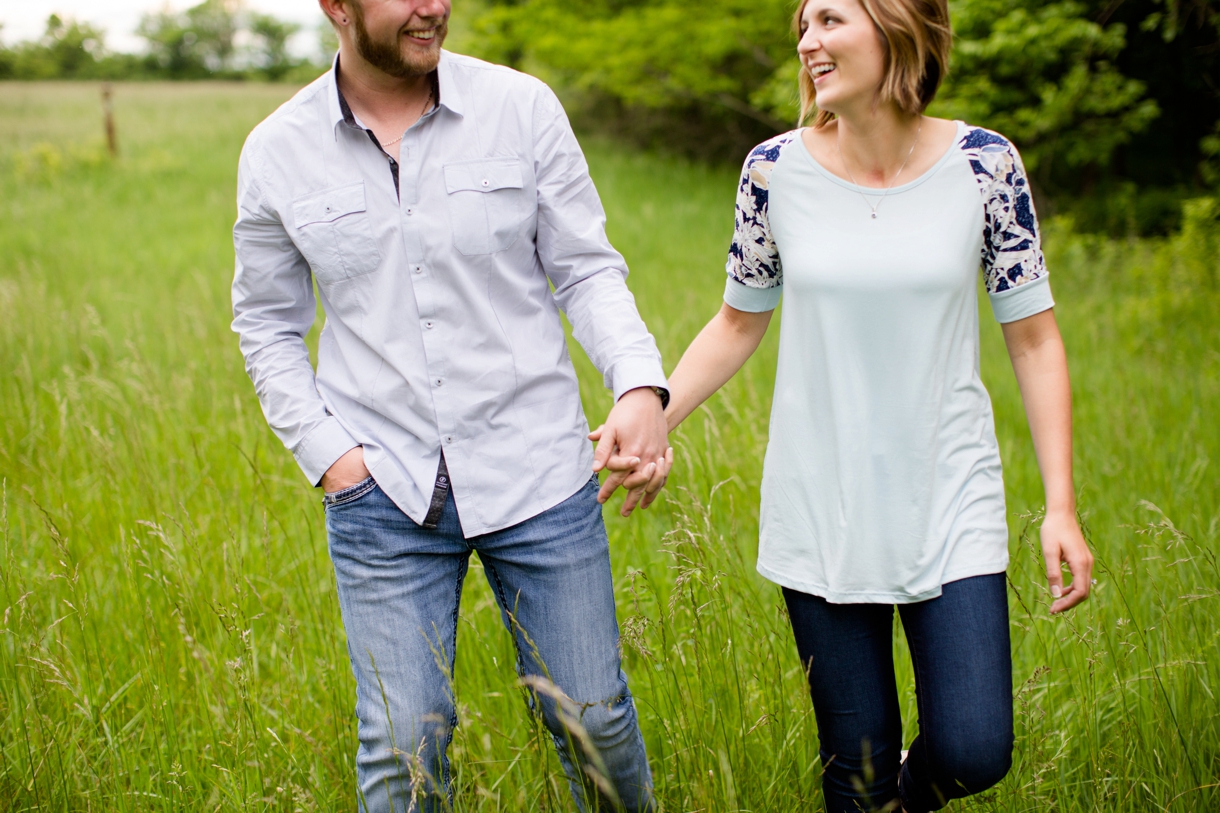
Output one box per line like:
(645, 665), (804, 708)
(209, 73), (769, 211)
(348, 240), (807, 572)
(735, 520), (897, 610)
(831, 105), (923, 187)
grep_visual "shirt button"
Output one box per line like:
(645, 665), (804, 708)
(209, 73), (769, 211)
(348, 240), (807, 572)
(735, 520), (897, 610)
(413, 265), (423, 274)
(434, 378), (443, 387)
(406, 208), (413, 216)
(444, 435), (454, 444)
(425, 321), (434, 329)
(481, 179), (489, 187)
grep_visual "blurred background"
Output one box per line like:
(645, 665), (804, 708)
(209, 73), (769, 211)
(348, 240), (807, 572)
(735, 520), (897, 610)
(2, 0), (1218, 235)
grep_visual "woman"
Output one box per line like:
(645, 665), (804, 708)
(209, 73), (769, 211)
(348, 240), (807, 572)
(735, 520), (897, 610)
(661, 0), (1095, 810)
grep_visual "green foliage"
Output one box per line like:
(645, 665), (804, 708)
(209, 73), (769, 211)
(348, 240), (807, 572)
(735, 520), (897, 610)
(0, 3), (318, 82)
(470, 0), (796, 158)
(248, 13), (302, 81)
(462, 0), (1217, 227)
(934, 0), (1158, 186)
(0, 14), (143, 80)
(1, 81), (1219, 813)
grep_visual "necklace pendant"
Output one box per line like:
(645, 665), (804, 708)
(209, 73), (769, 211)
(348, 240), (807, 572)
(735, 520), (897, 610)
(870, 211), (878, 219)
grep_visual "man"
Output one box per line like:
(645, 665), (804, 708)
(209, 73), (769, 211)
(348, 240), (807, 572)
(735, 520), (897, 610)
(231, 1), (672, 810)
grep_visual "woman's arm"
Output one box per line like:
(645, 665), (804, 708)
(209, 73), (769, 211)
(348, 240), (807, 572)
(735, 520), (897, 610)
(588, 302), (773, 515)
(1001, 309), (1094, 614)
(665, 303), (774, 431)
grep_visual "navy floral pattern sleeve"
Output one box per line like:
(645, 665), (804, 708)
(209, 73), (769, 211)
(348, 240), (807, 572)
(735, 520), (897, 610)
(958, 126), (1047, 294)
(726, 132), (799, 289)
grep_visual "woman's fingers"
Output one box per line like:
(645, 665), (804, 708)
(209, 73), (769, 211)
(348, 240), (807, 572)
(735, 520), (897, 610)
(1043, 518), (1095, 614)
(638, 448), (674, 510)
(597, 469), (629, 504)
(1051, 549), (1094, 614)
(620, 485), (646, 517)
(619, 462), (656, 492)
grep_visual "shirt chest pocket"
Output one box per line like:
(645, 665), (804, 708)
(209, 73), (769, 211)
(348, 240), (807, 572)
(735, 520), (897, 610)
(443, 159), (526, 256)
(291, 182), (381, 283)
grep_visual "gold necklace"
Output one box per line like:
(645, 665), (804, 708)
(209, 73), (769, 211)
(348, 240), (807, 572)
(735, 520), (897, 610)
(835, 120), (922, 219)
(382, 80), (435, 148)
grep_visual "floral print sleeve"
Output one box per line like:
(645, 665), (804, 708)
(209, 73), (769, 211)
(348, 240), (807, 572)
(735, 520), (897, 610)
(726, 132), (799, 290)
(958, 127), (1048, 294)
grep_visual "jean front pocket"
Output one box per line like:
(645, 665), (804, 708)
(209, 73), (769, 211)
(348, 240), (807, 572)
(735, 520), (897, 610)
(443, 158), (525, 255)
(323, 476), (378, 508)
(292, 182), (382, 283)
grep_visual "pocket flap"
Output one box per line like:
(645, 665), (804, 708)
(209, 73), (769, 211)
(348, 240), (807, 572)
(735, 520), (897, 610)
(292, 182), (367, 228)
(444, 159), (523, 194)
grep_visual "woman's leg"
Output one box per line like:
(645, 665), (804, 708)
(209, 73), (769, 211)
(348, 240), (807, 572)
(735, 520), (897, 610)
(897, 573), (1013, 812)
(783, 588), (904, 813)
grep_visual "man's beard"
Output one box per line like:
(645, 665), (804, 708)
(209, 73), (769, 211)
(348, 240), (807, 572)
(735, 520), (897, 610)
(350, 3), (447, 78)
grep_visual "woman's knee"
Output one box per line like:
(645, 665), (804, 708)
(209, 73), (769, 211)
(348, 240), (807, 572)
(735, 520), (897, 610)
(930, 731), (1013, 794)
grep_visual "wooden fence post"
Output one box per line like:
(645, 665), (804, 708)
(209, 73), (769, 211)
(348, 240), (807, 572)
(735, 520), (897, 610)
(101, 83), (118, 158)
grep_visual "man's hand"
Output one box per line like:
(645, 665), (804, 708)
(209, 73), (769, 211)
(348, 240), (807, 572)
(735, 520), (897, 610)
(321, 446), (371, 494)
(589, 387), (672, 517)
(1041, 509), (1094, 614)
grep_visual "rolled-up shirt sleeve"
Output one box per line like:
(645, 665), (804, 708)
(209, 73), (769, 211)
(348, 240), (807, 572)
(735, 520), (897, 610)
(530, 86), (667, 403)
(231, 140), (358, 485)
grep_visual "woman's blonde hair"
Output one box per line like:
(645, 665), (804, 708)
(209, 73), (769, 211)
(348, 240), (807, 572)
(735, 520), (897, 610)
(795, 0), (952, 128)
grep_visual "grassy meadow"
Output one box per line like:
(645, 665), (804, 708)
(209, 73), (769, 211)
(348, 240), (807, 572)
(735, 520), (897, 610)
(1, 81), (1218, 812)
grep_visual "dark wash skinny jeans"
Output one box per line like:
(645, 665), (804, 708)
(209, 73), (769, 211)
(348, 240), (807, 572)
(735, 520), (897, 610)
(784, 573), (1013, 813)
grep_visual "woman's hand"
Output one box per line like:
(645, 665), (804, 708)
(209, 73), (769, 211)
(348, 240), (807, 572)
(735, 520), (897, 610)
(1040, 509), (1094, 614)
(1002, 309), (1095, 614)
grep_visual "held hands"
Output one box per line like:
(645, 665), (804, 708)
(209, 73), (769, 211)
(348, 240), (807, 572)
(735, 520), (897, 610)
(1041, 509), (1094, 614)
(588, 387), (673, 517)
(321, 446), (371, 494)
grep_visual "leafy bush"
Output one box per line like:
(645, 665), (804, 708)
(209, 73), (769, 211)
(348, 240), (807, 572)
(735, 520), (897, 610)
(464, 0), (1218, 226)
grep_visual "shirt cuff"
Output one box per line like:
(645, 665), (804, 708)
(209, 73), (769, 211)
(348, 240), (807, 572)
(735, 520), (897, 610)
(988, 275), (1054, 323)
(293, 417), (360, 486)
(608, 356), (669, 404)
(724, 276), (782, 313)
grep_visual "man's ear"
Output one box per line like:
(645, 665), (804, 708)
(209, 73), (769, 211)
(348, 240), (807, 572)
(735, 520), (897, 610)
(318, 0), (351, 28)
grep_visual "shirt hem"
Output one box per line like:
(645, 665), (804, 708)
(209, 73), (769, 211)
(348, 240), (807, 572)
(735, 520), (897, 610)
(755, 557), (1010, 604)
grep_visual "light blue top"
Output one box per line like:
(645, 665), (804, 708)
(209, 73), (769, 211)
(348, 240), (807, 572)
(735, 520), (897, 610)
(724, 123), (1053, 602)
(232, 51), (667, 536)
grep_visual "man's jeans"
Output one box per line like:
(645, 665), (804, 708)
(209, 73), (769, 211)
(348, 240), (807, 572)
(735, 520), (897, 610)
(783, 573), (1013, 813)
(325, 474), (654, 813)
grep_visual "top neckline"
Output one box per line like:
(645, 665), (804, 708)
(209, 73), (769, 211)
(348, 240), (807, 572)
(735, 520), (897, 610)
(795, 120), (966, 196)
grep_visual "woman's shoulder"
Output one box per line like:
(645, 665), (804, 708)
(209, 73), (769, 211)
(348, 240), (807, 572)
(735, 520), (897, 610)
(954, 124), (1026, 175)
(742, 130), (803, 170)
(736, 130), (803, 202)
(950, 123), (1037, 209)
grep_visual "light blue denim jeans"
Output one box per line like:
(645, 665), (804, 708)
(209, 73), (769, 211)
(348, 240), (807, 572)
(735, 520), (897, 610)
(324, 474), (654, 813)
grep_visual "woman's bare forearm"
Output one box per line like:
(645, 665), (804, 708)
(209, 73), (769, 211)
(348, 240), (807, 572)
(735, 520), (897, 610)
(665, 303), (774, 431)
(1001, 309), (1075, 515)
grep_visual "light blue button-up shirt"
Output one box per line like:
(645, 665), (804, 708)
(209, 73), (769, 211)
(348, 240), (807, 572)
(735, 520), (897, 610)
(232, 52), (667, 535)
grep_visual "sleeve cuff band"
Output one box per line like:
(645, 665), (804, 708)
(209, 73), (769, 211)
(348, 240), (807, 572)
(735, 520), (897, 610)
(988, 275), (1054, 323)
(294, 417), (360, 487)
(724, 276), (782, 313)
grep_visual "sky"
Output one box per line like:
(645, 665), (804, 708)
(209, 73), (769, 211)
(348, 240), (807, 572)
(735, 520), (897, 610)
(0, 1), (327, 57)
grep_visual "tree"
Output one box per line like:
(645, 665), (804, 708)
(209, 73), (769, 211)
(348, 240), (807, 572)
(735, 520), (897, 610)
(248, 13), (301, 80)
(468, 0), (795, 158)
(137, 0), (242, 78)
(933, 0), (1159, 192)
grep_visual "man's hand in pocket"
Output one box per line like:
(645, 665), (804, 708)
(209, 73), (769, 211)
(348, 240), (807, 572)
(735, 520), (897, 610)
(322, 446), (371, 493)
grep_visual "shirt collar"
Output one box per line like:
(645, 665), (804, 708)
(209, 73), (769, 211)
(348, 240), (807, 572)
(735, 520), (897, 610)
(327, 49), (464, 138)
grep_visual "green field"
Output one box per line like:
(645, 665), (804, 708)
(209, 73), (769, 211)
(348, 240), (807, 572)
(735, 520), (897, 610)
(1, 81), (1217, 812)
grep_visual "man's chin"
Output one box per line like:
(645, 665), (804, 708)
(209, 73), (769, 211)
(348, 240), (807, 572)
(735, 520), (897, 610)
(400, 47), (442, 75)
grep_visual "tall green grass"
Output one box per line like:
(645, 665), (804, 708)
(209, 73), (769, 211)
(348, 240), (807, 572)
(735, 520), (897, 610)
(1, 81), (1217, 812)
